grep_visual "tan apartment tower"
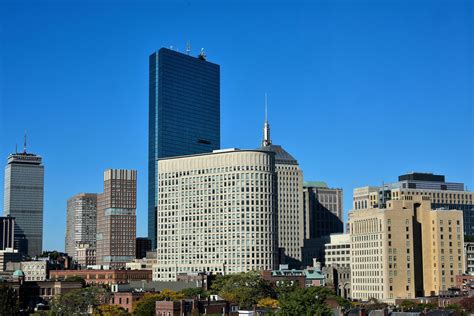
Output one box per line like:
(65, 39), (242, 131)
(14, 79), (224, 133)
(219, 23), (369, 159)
(349, 195), (464, 302)
(96, 169), (137, 268)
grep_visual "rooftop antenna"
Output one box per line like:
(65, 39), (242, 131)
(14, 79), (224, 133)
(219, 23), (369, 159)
(198, 48), (206, 60)
(23, 130), (27, 154)
(262, 93), (272, 147)
(185, 41), (191, 55)
(15, 144), (18, 154)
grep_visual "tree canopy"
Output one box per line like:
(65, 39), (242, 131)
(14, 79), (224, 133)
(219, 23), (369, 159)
(50, 286), (110, 315)
(277, 286), (334, 316)
(211, 271), (276, 309)
(0, 284), (19, 316)
(132, 290), (184, 316)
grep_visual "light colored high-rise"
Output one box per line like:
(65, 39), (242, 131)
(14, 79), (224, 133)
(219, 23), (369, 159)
(349, 196), (464, 302)
(154, 149), (279, 281)
(96, 169), (137, 269)
(65, 193), (97, 260)
(4, 142), (44, 257)
(324, 233), (350, 268)
(258, 109), (304, 267)
(352, 173), (473, 235)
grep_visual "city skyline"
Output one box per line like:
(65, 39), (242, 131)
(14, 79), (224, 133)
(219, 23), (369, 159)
(1, 1), (472, 251)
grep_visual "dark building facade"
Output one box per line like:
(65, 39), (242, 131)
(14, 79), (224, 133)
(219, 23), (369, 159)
(148, 48), (220, 248)
(136, 237), (151, 259)
(0, 216), (15, 250)
(303, 182), (343, 239)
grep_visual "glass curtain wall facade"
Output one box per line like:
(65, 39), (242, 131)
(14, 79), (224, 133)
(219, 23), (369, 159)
(148, 48), (220, 248)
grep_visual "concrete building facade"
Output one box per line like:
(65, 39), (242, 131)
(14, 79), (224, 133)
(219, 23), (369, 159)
(4, 148), (44, 257)
(154, 149), (279, 281)
(96, 169), (137, 268)
(324, 233), (350, 268)
(258, 116), (304, 267)
(65, 193), (97, 260)
(349, 196), (464, 302)
(353, 173), (473, 235)
(20, 260), (48, 281)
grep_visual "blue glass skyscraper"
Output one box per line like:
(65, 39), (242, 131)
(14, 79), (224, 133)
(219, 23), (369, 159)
(148, 48), (220, 248)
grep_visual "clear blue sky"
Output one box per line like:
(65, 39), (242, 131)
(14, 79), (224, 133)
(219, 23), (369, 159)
(1, 0), (472, 251)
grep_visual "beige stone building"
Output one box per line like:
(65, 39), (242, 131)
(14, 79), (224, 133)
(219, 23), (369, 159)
(258, 117), (304, 267)
(96, 169), (137, 268)
(21, 260), (47, 281)
(75, 243), (96, 268)
(154, 149), (279, 281)
(65, 193), (97, 260)
(349, 196), (464, 302)
(352, 173), (473, 235)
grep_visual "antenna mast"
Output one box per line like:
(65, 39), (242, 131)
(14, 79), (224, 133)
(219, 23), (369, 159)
(23, 131), (27, 153)
(186, 41), (191, 55)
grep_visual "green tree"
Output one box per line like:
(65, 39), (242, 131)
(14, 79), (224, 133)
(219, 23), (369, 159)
(211, 271), (276, 309)
(400, 300), (417, 311)
(180, 287), (208, 299)
(0, 284), (19, 316)
(50, 286), (110, 315)
(93, 304), (129, 316)
(277, 286), (333, 316)
(132, 290), (184, 316)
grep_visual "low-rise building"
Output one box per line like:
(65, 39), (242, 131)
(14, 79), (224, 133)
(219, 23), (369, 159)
(126, 257), (157, 270)
(0, 250), (21, 272)
(155, 299), (238, 316)
(464, 242), (474, 275)
(21, 261), (47, 281)
(323, 265), (351, 299)
(75, 243), (96, 268)
(50, 269), (152, 285)
(110, 291), (145, 313)
(261, 264), (325, 288)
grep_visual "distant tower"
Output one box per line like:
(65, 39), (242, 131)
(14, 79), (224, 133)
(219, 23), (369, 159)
(4, 136), (44, 257)
(96, 169), (137, 268)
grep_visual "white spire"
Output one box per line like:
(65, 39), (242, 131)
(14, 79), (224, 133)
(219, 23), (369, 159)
(262, 93), (271, 146)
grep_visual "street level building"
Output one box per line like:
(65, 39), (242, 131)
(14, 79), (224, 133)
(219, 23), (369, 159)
(258, 113), (304, 267)
(154, 149), (279, 281)
(3, 145), (44, 257)
(353, 172), (474, 235)
(349, 196), (464, 302)
(96, 169), (137, 268)
(149, 47), (220, 249)
(65, 193), (97, 260)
